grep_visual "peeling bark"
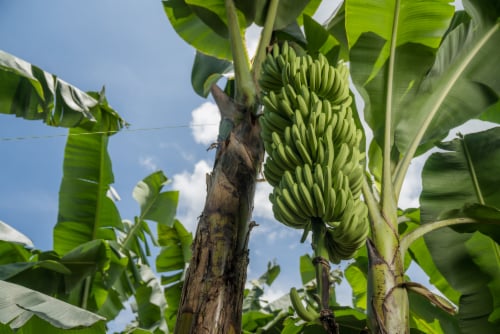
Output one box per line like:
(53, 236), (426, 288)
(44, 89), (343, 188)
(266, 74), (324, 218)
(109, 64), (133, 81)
(174, 102), (264, 334)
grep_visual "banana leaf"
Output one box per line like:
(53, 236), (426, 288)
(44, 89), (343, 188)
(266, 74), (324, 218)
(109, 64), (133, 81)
(0, 50), (126, 132)
(421, 127), (500, 333)
(0, 280), (105, 332)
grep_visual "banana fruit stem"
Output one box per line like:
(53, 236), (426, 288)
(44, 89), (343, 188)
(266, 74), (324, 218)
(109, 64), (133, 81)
(311, 219), (339, 334)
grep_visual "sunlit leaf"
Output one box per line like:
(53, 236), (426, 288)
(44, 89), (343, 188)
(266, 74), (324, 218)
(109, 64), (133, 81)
(0, 50), (126, 132)
(191, 51), (233, 98)
(395, 0), (500, 154)
(0, 221), (33, 248)
(54, 129), (122, 255)
(0, 280), (105, 331)
(133, 171), (178, 227)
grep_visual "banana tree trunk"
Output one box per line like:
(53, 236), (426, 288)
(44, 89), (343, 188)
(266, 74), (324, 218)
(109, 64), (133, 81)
(174, 100), (263, 333)
(367, 216), (409, 334)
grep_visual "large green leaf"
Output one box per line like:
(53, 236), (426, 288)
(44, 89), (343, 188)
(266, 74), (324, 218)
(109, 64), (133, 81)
(162, 0), (233, 60)
(395, 0), (500, 154)
(347, 0), (452, 84)
(191, 51), (232, 97)
(347, 0), (454, 147)
(351, 34), (436, 147)
(0, 50), (126, 132)
(421, 127), (500, 332)
(0, 280), (105, 331)
(54, 128), (122, 255)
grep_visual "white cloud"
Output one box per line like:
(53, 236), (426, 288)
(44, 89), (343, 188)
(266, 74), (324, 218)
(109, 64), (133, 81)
(262, 286), (287, 303)
(139, 156), (158, 172)
(252, 181), (274, 221)
(398, 153), (429, 209)
(172, 160), (212, 231)
(190, 102), (220, 145)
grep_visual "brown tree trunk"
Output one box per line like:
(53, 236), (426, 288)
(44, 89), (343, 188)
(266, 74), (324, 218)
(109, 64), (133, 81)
(174, 102), (264, 334)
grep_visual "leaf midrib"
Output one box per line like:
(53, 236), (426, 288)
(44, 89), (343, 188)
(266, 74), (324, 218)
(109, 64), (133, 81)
(394, 22), (500, 197)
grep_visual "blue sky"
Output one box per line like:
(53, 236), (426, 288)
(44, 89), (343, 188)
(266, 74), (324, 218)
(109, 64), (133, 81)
(1, 0), (491, 331)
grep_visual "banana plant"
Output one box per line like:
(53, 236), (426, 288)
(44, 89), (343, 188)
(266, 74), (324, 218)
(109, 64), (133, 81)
(163, 0), (500, 333)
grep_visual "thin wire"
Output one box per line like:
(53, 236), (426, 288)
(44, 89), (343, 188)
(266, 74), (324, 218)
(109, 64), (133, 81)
(0, 123), (218, 142)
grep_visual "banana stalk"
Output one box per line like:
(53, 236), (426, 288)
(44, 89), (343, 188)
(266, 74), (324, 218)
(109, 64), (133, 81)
(311, 219), (339, 334)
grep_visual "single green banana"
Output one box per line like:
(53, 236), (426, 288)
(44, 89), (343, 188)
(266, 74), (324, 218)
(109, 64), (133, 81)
(298, 180), (316, 217)
(312, 182), (326, 217)
(289, 287), (319, 322)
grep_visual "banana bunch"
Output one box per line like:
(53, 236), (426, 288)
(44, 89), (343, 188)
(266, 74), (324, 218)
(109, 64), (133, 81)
(260, 42), (369, 262)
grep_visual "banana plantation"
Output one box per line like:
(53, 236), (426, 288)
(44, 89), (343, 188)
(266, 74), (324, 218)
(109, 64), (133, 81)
(1, 0), (499, 333)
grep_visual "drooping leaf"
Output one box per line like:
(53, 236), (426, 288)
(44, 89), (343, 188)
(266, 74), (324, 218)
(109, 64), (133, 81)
(421, 127), (500, 332)
(192, 51), (233, 97)
(0, 221), (33, 248)
(395, 0), (500, 154)
(0, 280), (105, 331)
(162, 0), (233, 60)
(0, 50), (126, 132)
(54, 128), (122, 255)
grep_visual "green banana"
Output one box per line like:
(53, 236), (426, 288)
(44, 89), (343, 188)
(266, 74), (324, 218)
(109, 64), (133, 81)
(289, 287), (319, 322)
(260, 44), (369, 261)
